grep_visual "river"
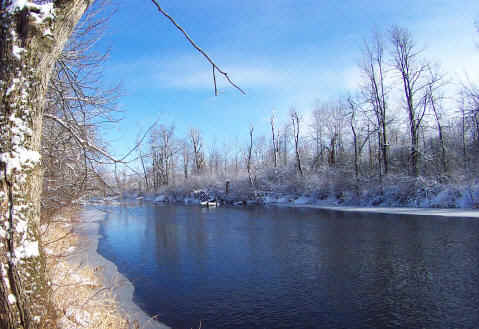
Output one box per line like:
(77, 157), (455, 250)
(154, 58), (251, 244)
(97, 202), (479, 329)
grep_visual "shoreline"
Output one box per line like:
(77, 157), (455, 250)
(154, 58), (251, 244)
(276, 204), (479, 219)
(70, 201), (478, 328)
(72, 207), (169, 329)
(99, 196), (479, 219)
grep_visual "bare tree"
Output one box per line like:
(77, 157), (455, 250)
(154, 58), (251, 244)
(278, 123), (288, 167)
(310, 104), (326, 170)
(346, 96), (374, 179)
(270, 112), (280, 169)
(208, 139), (222, 177)
(290, 109), (304, 176)
(320, 101), (347, 168)
(426, 68), (448, 173)
(247, 125), (255, 186)
(390, 26), (431, 176)
(360, 31), (389, 178)
(42, 0), (120, 212)
(190, 128), (204, 175)
(181, 139), (190, 180)
(150, 125), (175, 189)
(139, 149), (150, 191)
(462, 83), (479, 149)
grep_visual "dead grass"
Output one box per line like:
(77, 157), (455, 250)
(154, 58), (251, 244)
(43, 208), (137, 329)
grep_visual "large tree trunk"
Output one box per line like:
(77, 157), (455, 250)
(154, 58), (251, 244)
(0, 1), (91, 328)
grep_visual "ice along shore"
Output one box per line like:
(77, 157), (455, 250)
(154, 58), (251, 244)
(73, 207), (170, 329)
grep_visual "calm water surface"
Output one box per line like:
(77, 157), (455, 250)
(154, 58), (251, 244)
(97, 203), (479, 329)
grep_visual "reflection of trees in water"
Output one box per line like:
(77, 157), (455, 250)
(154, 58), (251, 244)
(152, 206), (180, 267)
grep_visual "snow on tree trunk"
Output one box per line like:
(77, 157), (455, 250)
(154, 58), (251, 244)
(0, 1), (91, 327)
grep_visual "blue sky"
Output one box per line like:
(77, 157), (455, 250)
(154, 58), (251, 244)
(93, 0), (479, 157)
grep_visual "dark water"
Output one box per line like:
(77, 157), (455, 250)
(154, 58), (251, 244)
(97, 203), (479, 329)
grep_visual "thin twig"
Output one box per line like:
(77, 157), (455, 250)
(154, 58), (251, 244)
(150, 0), (246, 95)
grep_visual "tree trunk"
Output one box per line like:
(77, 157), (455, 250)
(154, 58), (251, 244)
(291, 110), (303, 177)
(247, 127), (254, 186)
(139, 150), (149, 191)
(1, 1), (91, 328)
(381, 118), (388, 175)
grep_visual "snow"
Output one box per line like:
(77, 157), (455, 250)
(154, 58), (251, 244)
(154, 194), (169, 203)
(0, 148), (41, 177)
(43, 27), (53, 37)
(7, 1), (55, 24)
(293, 196), (313, 205)
(16, 219), (28, 233)
(0, 112), (41, 177)
(12, 46), (24, 60)
(5, 78), (19, 96)
(8, 294), (16, 305)
(14, 240), (39, 261)
(63, 308), (91, 327)
(301, 206), (479, 219)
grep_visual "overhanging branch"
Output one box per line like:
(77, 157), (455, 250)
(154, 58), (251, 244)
(150, 0), (246, 96)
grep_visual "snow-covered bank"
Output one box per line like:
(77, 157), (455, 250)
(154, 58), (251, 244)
(71, 208), (169, 329)
(99, 188), (479, 221)
(111, 172), (479, 212)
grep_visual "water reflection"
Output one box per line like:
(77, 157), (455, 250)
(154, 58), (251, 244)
(98, 204), (479, 329)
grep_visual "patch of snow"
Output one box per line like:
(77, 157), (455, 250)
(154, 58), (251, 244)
(276, 195), (292, 203)
(5, 78), (19, 96)
(70, 273), (94, 285)
(63, 307), (91, 327)
(154, 195), (169, 203)
(43, 27), (53, 37)
(14, 240), (39, 261)
(12, 46), (25, 60)
(293, 196), (312, 205)
(8, 1), (55, 24)
(262, 195), (277, 204)
(16, 219), (28, 233)
(0, 148), (41, 177)
(8, 294), (16, 304)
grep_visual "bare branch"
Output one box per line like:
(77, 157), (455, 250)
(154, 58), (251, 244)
(150, 0), (246, 95)
(44, 113), (119, 163)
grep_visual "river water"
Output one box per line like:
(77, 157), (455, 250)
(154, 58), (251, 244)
(97, 203), (479, 329)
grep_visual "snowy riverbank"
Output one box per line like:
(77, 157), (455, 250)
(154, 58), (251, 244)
(105, 174), (479, 211)
(90, 188), (479, 220)
(71, 208), (169, 329)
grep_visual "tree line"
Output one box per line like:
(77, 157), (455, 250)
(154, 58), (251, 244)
(133, 26), (479, 197)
